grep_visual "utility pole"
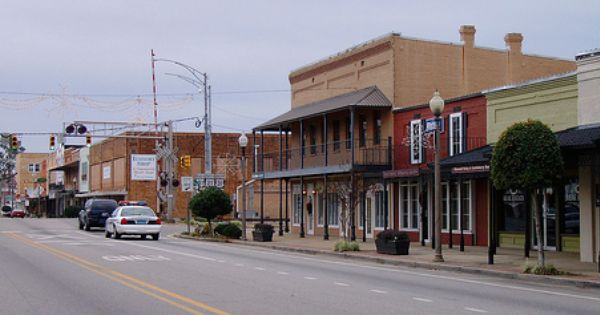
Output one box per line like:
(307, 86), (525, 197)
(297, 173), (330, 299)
(205, 81), (211, 174)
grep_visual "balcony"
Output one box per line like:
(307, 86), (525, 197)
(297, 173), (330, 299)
(254, 139), (392, 179)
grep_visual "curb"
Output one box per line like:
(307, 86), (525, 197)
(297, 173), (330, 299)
(174, 234), (600, 289)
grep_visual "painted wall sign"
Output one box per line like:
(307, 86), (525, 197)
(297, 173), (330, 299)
(131, 154), (157, 181)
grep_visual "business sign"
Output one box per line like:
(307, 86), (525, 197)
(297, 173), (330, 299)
(451, 165), (489, 174)
(383, 169), (420, 179)
(131, 154), (157, 181)
(181, 176), (194, 192)
(194, 173), (225, 191)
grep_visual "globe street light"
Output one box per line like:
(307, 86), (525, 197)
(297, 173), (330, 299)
(430, 90), (445, 262)
(238, 132), (249, 241)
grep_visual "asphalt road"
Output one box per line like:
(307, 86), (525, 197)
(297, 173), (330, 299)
(1, 218), (599, 315)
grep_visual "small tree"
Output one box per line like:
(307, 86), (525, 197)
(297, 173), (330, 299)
(188, 187), (233, 236)
(328, 177), (374, 241)
(491, 120), (563, 267)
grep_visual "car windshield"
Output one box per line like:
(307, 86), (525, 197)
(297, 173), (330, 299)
(91, 200), (118, 212)
(121, 207), (155, 217)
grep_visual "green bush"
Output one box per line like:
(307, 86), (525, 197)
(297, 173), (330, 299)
(64, 205), (81, 218)
(376, 229), (409, 241)
(221, 224), (242, 239)
(214, 223), (228, 235)
(523, 264), (564, 275)
(254, 223), (274, 233)
(334, 240), (360, 252)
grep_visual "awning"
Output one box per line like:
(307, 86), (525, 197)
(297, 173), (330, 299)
(439, 145), (492, 168)
(75, 190), (128, 198)
(255, 86), (392, 130)
(556, 123), (600, 149)
(49, 160), (79, 172)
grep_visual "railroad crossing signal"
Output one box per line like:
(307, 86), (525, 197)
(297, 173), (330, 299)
(85, 133), (92, 147)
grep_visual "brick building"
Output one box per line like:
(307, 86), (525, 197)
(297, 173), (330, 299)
(254, 25), (575, 240)
(82, 132), (280, 220)
(15, 153), (48, 210)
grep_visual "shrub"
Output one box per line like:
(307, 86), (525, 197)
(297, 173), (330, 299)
(64, 205), (80, 218)
(523, 264), (565, 276)
(376, 229), (409, 242)
(188, 187), (233, 235)
(221, 224), (242, 239)
(214, 223), (228, 235)
(334, 240), (360, 252)
(254, 223), (274, 233)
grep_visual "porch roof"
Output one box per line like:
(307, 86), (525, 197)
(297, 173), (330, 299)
(254, 86), (392, 130)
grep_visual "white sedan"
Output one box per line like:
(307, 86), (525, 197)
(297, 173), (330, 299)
(105, 206), (161, 240)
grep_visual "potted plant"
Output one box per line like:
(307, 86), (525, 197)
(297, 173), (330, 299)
(375, 229), (410, 255)
(252, 223), (274, 242)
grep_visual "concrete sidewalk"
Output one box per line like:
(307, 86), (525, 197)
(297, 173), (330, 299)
(223, 232), (600, 288)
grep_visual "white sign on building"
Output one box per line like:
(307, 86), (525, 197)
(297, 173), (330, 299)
(103, 165), (111, 180)
(181, 176), (194, 192)
(131, 154), (157, 181)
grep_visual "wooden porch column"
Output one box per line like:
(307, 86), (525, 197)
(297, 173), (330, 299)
(260, 130), (264, 224)
(350, 107), (356, 241)
(278, 125), (283, 236)
(300, 176), (305, 238)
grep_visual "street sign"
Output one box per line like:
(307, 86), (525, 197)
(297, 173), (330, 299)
(181, 176), (193, 192)
(193, 173), (225, 191)
(424, 117), (444, 133)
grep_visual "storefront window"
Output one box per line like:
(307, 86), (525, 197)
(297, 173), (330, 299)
(502, 190), (526, 231)
(563, 179), (579, 234)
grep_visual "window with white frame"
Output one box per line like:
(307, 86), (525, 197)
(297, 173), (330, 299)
(410, 120), (423, 164)
(442, 181), (472, 231)
(449, 112), (463, 156)
(400, 183), (419, 230)
(327, 192), (339, 226)
(317, 194), (324, 226)
(28, 163), (40, 173)
(292, 185), (302, 225)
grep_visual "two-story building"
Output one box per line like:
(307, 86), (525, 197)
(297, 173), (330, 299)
(253, 25), (575, 240)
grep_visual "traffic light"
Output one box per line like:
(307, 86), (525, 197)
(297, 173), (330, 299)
(49, 135), (56, 150)
(85, 133), (92, 147)
(10, 134), (18, 150)
(180, 155), (191, 168)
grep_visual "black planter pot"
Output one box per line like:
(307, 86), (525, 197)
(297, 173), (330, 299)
(375, 238), (410, 255)
(252, 230), (274, 242)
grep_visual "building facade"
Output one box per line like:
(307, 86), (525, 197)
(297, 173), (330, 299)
(15, 153), (48, 211)
(255, 25), (576, 240)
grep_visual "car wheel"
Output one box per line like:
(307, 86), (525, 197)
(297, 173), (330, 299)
(152, 234), (159, 241)
(79, 220), (84, 230)
(113, 225), (121, 239)
(105, 228), (112, 238)
(85, 220), (91, 231)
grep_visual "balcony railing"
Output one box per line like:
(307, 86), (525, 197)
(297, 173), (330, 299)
(254, 139), (391, 173)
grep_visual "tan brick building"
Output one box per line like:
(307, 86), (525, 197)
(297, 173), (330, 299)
(254, 25), (576, 240)
(85, 132), (280, 220)
(15, 153), (48, 206)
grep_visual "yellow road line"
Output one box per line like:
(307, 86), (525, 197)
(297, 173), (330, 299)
(7, 233), (230, 315)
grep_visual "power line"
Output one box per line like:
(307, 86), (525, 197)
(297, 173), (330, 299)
(0, 89), (291, 98)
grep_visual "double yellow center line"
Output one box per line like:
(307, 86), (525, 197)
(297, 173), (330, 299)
(7, 232), (229, 315)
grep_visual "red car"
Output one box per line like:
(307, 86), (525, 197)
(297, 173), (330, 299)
(10, 208), (26, 218)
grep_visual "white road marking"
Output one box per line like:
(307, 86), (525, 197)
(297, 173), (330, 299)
(254, 267), (265, 271)
(370, 289), (387, 294)
(334, 282), (350, 287)
(303, 276), (317, 280)
(63, 242), (114, 247)
(74, 231), (600, 304)
(102, 255), (170, 262)
(465, 307), (488, 313)
(413, 297), (432, 303)
(277, 271), (289, 275)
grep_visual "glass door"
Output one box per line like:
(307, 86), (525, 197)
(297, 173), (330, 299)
(365, 197), (373, 238)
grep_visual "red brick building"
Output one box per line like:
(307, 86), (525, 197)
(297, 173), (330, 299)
(385, 94), (489, 246)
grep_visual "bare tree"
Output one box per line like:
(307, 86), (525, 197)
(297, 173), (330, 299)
(328, 176), (375, 241)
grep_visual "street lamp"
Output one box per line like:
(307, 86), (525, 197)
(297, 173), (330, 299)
(238, 132), (248, 241)
(430, 90), (445, 263)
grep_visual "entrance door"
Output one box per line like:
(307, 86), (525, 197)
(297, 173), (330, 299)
(533, 189), (556, 250)
(421, 188), (429, 243)
(365, 196), (373, 238)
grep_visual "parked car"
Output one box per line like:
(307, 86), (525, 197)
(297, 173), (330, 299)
(1, 205), (12, 217)
(10, 208), (26, 218)
(79, 199), (118, 231)
(105, 206), (161, 240)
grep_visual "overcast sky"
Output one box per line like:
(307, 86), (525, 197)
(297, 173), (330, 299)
(1, 0), (598, 152)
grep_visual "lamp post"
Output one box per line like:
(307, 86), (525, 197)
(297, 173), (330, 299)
(430, 90), (445, 263)
(238, 132), (248, 241)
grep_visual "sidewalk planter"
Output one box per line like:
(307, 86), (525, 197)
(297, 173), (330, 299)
(252, 223), (274, 242)
(375, 230), (410, 255)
